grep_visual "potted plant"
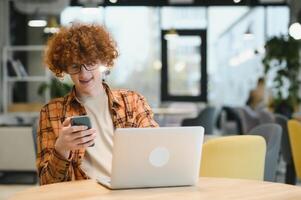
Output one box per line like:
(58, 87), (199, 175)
(262, 35), (301, 117)
(38, 78), (73, 98)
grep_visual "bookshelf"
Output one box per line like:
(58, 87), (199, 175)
(2, 45), (51, 114)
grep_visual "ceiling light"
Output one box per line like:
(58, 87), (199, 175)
(233, 0), (242, 3)
(28, 20), (47, 27)
(244, 25), (254, 40)
(44, 16), (60, 34)
(28, 9), (47, 27)
(44, 27), (59, 34)
(164, 29), (179, 41)
(289, 22), (301, 40)
(244, 32), (254, 40)
(109, 0), (118, 3)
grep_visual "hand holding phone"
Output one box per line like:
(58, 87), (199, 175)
(71, 115), (95, 147)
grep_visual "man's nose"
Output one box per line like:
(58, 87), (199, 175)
(79, 65), (90, 76)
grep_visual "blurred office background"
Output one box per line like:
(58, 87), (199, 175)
(2, 0), (301, 198)
(0, 0), (291, 112)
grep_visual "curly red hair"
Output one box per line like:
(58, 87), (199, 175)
(44, 23), (118, 77)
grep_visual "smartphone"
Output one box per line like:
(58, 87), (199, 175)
(70, 115), (92, 129)
(70, 115), (94, 147)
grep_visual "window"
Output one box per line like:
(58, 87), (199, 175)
(161, 30), (207, 102)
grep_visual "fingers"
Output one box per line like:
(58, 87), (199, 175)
(62, 117), (71, 127)
(75, 131), (96, 146)
(72, 128), (96, 140)
(77, 137), (96, 148)
(69, 125), (89, 133)
(61, 125), (88, 137)
(59, 130), (96, 150)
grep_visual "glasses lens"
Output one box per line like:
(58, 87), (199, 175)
(85, 64), (98, 71)
(67, 63), (99, 74)
(67, 64), (80, 74)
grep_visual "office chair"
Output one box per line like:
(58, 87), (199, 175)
(181, 106), (216, 135)
(248, 123), (282, 182)
(274, 114), (296, 184)
(200, 135), (266, 180)
(287, 120), (301, 181)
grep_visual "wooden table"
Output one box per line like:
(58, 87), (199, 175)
(10, 177), (301, 200)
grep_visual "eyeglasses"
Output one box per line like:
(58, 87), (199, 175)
(66, 63), (99, 75)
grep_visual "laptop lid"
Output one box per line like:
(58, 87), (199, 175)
(109, 126), (204, 189)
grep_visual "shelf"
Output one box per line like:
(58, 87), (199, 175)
(7, 76), (49, 82)
(4, 45), (45, 51)
(2, 45), (51, 114)
(8, 103), (44, 113)
(1, 111), (40, 118)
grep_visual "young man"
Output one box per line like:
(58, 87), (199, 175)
(37, 24), (158, 185)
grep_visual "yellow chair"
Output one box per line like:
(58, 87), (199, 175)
(287, 120), (301, 180)
(200, 135), (266, 180)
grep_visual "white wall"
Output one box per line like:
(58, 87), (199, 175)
(27, 28), (48, 103)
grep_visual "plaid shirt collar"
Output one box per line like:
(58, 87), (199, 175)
(67, 82), (121, 110)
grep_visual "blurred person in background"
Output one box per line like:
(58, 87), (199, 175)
(246, 77), (271, 110)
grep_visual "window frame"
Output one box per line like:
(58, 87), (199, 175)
(161, 29), (207, 102)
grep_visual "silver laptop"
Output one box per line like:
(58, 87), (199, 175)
(97, 126), (204, 189)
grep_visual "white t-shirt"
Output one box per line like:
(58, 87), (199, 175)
(80, 90), (114, 179)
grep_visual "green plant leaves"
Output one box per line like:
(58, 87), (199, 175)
(38, 78), (73, 98)
(263, 35), (301, 110)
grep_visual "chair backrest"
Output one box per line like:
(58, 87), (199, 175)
(32, 118), (39, 156)
(236, 107), (260, 133)
(274, 114), (293, 164)
(200, 135), (266, 180)
(257, 109), (275, 124)
(248, 123), (282, 182)
(216, 106), (243, 134)
(287, 120), (301, 180)
(181, 106), (216, 135)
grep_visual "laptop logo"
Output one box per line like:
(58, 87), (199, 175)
(149, 147), (170, 167)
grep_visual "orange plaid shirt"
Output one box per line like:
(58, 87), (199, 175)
(37, 82), (158, 185)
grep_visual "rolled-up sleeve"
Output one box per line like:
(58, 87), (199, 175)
(36, 105), (72, 185)
(134, 93), (159, 128)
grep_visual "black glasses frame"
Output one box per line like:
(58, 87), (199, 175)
(66, 64), (98, 75)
